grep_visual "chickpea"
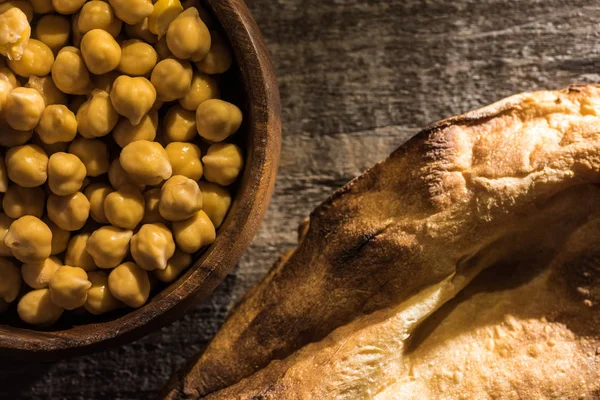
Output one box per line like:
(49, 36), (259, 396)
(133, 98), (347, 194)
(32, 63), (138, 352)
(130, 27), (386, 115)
(182, 1), (215, 28)
(159, 175), (202, 221)
(164, 104), (196, 142)
(108, 158), (144, 191)
(5, 88), (46, 131)
(141, 188), (165, 224)
(155, 36), (171, 59)
(130, 223), (175, 271)
(165, 142), (203, 181)
(119, 39), (158, 76)
(3, 185), (45, 218)
(0, 79), (11, 117)
(151, 58), (192, 101)
(93, 70), (119, 93)
(37, 105), (77, 145)
(68, 138), (109, 177)
(0, 213), (13, 257)
(86, 226), (133, 269)
(77, 89), (119, 138)
(196, 99), (242, 143)
(26, 76), (68, 106)
(0, 155), (7, 193)
(148, 0), (183, 38)
(113, 110), (158, 148)
(110, 75), (156, 125)
(22, 256), (62, 289)
(52, 0), (86, 14)
(71, 11), (82, 47)
(43, 217), (70, 255)
(197, 181), (231, 228)
(51, 46), (92, 95)
(7, 39), (54, 78)
(120, 140), (172, 186)
(85, 271), (122, 315)
(124, 17), (157, 43)
(0, 257), (20, 302)
(154, 249), (191, 283)
(166, 7), (210, 61)
(65, 233), (96, 271)
(108, 262), (150, 308)
(0, 124), (33, 147)
(172, 210), (215, 254)
(5, 216), (52, 263)
(78, 0), (121, 37)
(47, 152), (87, 196)
(80, 29), (121, 75)
(30, 0), (54, 14)
(84, 183), (112, 224)
(7, 1), (33, 22)
(108, 0), (153, 25)
(5, 144), (48, 187)
(202, 143), (244, 186)
(49, 265), (91, 310)
(47, 191), (90, 231)
(35, 14), (70, 52)
(104, 184), (145, 229)
(179, 72), (218, 111)
(195, 31), (232, 75)
(0, 4), (31, 61)
(17, 288), (63, 325)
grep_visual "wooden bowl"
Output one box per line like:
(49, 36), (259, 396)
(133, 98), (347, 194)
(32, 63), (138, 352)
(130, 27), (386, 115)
(0, 0), (281, 360)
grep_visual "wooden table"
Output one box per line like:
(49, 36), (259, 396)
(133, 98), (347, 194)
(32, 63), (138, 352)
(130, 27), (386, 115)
(2, 0), (598, 398)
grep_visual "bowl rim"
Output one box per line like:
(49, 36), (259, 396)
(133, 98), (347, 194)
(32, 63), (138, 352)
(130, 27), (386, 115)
(0, 0), (281, 360)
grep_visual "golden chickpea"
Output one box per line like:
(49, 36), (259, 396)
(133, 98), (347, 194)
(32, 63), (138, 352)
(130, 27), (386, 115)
(30, 0), (54, 14)
(0, 155), (7, 193)
(47, 191), (90, 231)
(109, 0), (153, 25)
(37, 105), (77, 144)
(0, 5), (31, 61)
(113, 110), (158, 147)
(196, 99), (242, 143)
(110, 75), (156, 125)
(68, 138), (109, 177)
(51, 46), (92, 95)
(43, 217), (70, 255)
(165, 142), (203, 181)
(104, 184), (145, 229)
(93, 70), (119, 93)
(0, 124), (32, 147)
(141, 188), (165, 224)
(151, 58), (192, 101)
(166, 7), (210, 61)
(0, 213), (13, 257)
(52, 0), (86, 14)
(49, 265), (91, 310)
(17, 288), (64, 326)
(0, 79), (11, 117)
(80, 29), (122, 75)
(5, 215), (52, 263)
(47, 152), (87, 196)
(5, 144), (48, 187)
(198, 181), (231, 228)
(108, 158), (144, 191)
(85, 271), (122, 315)
(119, 39), (158, 76)
(159, 175), (202, 221)
(77, 89), (119, 138)
(86, 226), (133, 269)
(179, 72), (218, 111)
(108, 262), (150, 308)
(22, 256), (62, 289)
(164, 104), (196, 142)
(120, 140), (172, 186)
(5, 87), (46, 131)
(0, 257), (20, 302)
(7, 1), (33, 22)
(3, 185), (45, 218)
(148, 0), (183, 38)
(0, 65), (19, 88)
(26, 76), (68, 106)
(182, 1), (215, 28)
(78, 0), (122, 37)
(124, 17), (157, 43)
(195, 31), (232, 75)
(65, 233), (96, 271)
(154, 249), (191, 283)
(131, 223), (175, 271)
(35, 14), (70, 52)
(84, 183), (113, 224)
(172, 210), (215, 253)
(202, 143), (244, 186)
(155, 36), (171, 60)
(7, 39), (54, 78)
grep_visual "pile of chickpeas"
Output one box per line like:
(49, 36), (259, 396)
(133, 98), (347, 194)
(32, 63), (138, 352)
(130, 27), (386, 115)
(0, 0), (244, 326)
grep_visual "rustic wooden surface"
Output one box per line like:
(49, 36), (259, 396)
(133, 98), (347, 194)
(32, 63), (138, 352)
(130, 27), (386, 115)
(2, 0), (599, 398)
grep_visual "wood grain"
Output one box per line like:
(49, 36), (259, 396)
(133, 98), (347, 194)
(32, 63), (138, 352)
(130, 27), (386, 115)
(2, 0), (600, 398)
